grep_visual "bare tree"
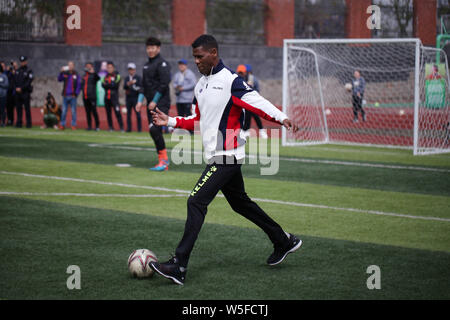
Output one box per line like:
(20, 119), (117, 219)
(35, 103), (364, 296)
(391, 0), (413, 37)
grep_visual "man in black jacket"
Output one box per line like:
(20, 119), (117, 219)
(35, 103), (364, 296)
(14, 56), (33, 128)
(136, 37), (171, 171)
(123, 62), (142, 132)
(101, 62), (123, 132)
(81, 62), (100, 131)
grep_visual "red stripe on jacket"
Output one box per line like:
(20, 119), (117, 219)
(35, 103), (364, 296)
(175, 103), (200, 131)
(225, 104), (243, 150)
(231, 96), (282, 125)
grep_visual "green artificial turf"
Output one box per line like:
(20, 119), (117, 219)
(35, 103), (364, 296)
(0, 127), (449, 300)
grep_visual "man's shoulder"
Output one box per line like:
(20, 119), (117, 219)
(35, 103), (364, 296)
(160, 59), (170, 69)
(215, 66), (236, 82)
(186, 68), (196, 76)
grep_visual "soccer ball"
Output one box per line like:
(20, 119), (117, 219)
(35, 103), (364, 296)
(344, 83), (353, 91)
(127, 249), (158, 278)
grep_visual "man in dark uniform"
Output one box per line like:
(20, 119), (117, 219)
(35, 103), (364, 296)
(136, 37), (171, 171)
(123, 62), (142, 132)
(81, 62), (100, 131)
(14, 56), (33, 128)
(101, 62), (123, 132)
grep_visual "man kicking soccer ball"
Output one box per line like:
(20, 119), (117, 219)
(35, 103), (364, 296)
(149, 34), (302, 285)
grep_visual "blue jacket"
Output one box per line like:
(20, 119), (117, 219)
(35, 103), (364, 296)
(0, 73), (9, 98)
(352, 77), (365, 96)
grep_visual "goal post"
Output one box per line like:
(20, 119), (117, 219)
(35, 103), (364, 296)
(282, 38), (450, 155)
(415, 46), (450, 155)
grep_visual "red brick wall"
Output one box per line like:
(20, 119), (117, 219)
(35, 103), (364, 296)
(172, 0), (206, 46)
(64, 0), (102, 46)
(264, 0), (295, 47)
(413, 0), (437, 46)
(345, 0), (372, 39)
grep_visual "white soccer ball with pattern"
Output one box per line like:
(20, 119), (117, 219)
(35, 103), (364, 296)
(127, 249), (158, 278)
(345, 83), (353, 91)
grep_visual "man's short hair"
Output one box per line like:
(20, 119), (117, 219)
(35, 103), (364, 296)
(191, 34), (218, 52)
(107, 61), (114, 66)
(146, 37), (161, 47)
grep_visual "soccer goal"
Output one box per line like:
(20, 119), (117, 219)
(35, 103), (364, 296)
(282, 38), (450, 155)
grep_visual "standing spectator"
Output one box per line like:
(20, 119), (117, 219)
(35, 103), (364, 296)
(102, 62), (123, 132)
(14, 56), (33, 128)
(351, 70), (366, 123)
(58, 61), (81, 130)
(245, 64), (267, 139)
(0, 64), (9, 127)
(136, 37), (171, 171)
(81, 62), (100, 131)
(237, 64), (267, 139)
(123, 62), (142, 132)
(5, 61), (17, 126)
(173, 59), (196, 117)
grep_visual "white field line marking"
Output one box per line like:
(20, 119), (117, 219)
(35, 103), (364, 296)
(87, 143), (450, 173)
(0, 192), (186, 198)
(251, 198), (450, 223)
(0, 131), (150, 140)
(1, 170), (449, 223)
(0, 171), (190, 194)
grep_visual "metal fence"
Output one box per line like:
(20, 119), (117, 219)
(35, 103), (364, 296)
(206, 0), (265, 45)
(0, 0), (64, 42)
(102, 0), (172, 43)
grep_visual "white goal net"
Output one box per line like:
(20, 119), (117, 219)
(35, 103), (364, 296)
(282, 38), (450, 155)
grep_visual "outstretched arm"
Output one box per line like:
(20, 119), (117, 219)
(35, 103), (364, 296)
(231, 76), (299, 132)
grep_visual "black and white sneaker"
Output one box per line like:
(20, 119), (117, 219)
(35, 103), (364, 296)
(149, 256), (186, 285)
(267, 234), (302, 266)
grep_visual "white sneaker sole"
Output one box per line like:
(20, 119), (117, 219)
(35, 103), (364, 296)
(268, 239), (303, 266)
(150, 263), (184, 285)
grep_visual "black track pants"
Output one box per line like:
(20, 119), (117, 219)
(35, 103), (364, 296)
(175, 156), (289, 268)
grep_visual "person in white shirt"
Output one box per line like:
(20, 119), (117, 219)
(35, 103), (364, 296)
(149, 35), (302, 285)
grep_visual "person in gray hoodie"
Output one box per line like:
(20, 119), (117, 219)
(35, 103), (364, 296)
(0, 64), (9, 127)
(172, 59), (197, 117)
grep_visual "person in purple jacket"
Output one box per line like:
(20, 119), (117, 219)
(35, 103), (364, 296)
(58, 61), (81, 130)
